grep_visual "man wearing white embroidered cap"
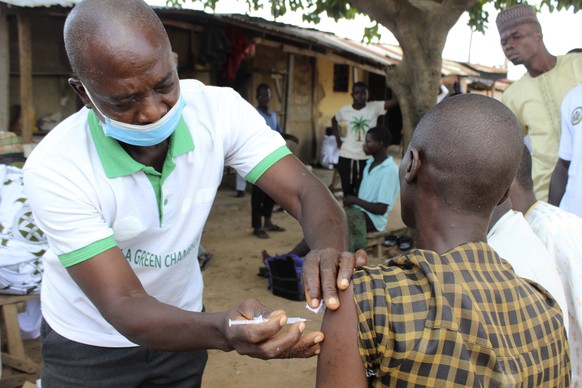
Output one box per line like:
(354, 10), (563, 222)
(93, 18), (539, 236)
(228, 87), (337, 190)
(497, 4), (582, 202)
(22, 0), (360, 386)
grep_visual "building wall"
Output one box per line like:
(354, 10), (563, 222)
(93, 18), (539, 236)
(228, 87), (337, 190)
(285, 54), (314, 162)
(7, 13), (78, 133)
(246, 44), (316, 163)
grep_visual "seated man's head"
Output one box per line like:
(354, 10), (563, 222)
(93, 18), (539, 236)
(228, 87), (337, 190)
(399, 94), (522, 230)
(64, 0), (180, 130)
(363, 126), (391, 156)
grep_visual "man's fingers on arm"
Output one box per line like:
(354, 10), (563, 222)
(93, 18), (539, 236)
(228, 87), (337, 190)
(336, 251), (356, 291)
(320, 250), (340, 310)
(354, 249), (368, 267)
(302, 253), (323, 308)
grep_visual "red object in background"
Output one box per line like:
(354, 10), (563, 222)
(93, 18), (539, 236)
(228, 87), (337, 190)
(224, 28), (258, 83)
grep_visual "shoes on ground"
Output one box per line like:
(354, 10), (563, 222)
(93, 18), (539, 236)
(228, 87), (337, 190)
(257, 266), (269, 278)
(397, 236), (413, 251)
(253, 229), (269, 239)
(383, 234), (398, 247)
(235, 190), (245, 198)
(265, 224), (285, 232)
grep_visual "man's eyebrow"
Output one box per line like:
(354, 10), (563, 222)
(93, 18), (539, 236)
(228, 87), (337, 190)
(154, 71), (175, 87)
(108, 71), (175, 102)
(108, 92), (137, 102)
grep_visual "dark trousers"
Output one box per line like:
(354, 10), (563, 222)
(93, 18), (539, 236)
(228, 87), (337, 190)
(251, 184), (275, 229)
(337, 157), (367, 197)
(40, 319), (208, 388)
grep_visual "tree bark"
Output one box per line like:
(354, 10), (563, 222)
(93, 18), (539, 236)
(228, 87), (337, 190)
(351, 0), (476, 151)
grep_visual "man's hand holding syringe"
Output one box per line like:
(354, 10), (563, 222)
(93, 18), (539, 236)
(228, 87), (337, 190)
(221, 249), (367, 360)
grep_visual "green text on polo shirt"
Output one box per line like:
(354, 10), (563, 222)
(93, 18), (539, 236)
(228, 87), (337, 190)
(59, 237), (199, 269)
(123, 239), (198, 268)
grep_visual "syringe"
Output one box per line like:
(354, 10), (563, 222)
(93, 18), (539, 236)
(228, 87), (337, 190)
(228, 316), (307, 326)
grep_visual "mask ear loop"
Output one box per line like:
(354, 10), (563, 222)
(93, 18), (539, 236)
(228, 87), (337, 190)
(81, 84), (107, 119)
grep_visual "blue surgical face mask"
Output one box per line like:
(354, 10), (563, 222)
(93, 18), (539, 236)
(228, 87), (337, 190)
(84, 86), (185, 147)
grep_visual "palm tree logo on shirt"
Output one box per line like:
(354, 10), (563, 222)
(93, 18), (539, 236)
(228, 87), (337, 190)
(350, 117), (370, 141)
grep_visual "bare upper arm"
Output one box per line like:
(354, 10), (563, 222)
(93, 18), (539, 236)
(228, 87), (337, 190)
(558, 158), (571, 169)
(316, 283), (367, 388)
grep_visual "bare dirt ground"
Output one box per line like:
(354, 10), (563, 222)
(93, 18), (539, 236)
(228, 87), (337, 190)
(21, 152), (405, 387)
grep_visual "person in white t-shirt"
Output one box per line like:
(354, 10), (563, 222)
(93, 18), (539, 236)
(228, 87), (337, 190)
(331, 81), (397, 197)
(22, 1), (360, 386)
(549, 84), (582, 218)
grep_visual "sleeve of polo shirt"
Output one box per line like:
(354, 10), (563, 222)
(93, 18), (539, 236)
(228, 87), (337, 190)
(219, 88), (290, 184)
(23, 153), (116, 268)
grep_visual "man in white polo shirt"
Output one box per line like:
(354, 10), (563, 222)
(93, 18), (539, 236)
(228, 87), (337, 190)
(23, 0), (355, 386)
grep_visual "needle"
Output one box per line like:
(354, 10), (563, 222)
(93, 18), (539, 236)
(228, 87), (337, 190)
(228, 316), (308, 326)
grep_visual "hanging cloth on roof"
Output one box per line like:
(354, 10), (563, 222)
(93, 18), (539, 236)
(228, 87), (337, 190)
(197, 25), (230, 68)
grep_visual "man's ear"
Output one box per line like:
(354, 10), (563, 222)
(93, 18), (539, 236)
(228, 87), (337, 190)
(68, 78), (92, 108)
(404, 147), (421, 184)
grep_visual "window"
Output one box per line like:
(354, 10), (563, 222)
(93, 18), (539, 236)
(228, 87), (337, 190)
(333, 64), (349, 92)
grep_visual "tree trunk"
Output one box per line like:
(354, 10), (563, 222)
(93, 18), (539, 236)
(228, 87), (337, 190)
(351, 0), (476, 151)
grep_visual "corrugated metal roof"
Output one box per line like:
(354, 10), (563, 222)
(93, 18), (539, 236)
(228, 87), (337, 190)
(216, 13), (400, 68)
(464, 62), (507, 74)
(442, 59), (479, 76)
(0, 1), (491, 78)
(216, 14), (478, 76)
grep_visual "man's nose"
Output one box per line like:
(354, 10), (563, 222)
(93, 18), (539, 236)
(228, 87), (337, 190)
(135, 95), (169, 125)
(503, 39), (515, 51)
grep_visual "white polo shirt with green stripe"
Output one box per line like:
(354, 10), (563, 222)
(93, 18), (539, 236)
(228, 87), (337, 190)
(23, 79), (290, 347)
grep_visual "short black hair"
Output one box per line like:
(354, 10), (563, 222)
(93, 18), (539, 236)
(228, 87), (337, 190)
(366, 126), (392, 147)
(352, 81), (369, 92)
(515, 144), (534, 192)
(411, 94), (522, 216)
(256, 83), (271, 94)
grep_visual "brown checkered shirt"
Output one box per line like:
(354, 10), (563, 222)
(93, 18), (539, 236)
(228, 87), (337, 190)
(353, 242), (570, 387)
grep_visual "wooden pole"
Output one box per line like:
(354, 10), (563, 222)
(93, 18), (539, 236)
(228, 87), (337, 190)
(17, 14), (33, 143)
(0, 9), (9, 132)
